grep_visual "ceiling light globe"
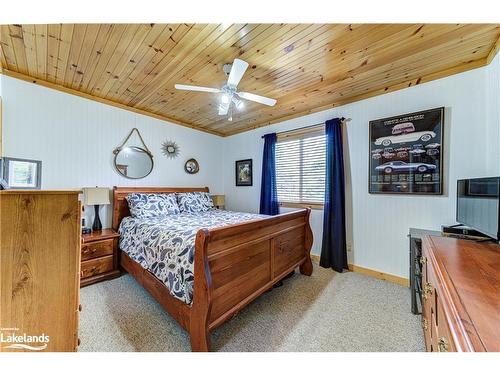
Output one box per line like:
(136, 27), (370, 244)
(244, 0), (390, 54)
(221, 94), (230, 104)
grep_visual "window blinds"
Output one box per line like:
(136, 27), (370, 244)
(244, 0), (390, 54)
(276, 132), (326, 204)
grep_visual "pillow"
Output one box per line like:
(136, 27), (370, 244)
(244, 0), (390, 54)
(126, 193), (180, 218)
(177, 192), (214, 213)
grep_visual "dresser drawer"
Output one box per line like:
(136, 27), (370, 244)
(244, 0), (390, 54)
(81, 239), (113, 261)
(435, 293), (457, 352)
(81, 255), (114, 278)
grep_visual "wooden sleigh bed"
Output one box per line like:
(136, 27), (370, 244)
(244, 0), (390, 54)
(112, 186), (313, 351)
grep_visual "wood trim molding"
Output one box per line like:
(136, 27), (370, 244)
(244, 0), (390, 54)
(0, 70), (225, 137)
(487, 34), (500, 64)
(223, 58), (488, 137)
(1, 55), (493, 138)
(310, 254), (409, 287)
(348, 264), (409, 287)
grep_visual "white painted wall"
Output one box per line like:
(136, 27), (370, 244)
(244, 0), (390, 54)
(1, 75), (224, 228)
(486, 53), (500, 175)
(2, 55), (498, 279)
(223, 62), (499, 278)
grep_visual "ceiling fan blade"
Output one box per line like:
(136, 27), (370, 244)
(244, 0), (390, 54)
(218, 103), (229, 116)
(238, 92), (277, 106)
(227, 59), (249, 88)
(174, 84), (221, 93)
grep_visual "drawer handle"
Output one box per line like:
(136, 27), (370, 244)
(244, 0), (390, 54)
(78, 304), (82, 312)
(422, 282), (433, 301)
(438, 337), (449, 352)
(420, 257), (427, 265)
(421, 318), (428, 331)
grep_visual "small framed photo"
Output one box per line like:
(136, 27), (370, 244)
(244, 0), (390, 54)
(0, 157), (42, 189)
(235, 159), (253, 186)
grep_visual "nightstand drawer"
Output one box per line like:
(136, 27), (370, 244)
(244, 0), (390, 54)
(81, 255), (114, 278)
(81, 239), (113, 261)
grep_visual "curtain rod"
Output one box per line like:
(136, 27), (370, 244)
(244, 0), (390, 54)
(262, 117), (352, 138)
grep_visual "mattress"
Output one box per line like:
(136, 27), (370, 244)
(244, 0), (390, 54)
(118, 209), (267, 304)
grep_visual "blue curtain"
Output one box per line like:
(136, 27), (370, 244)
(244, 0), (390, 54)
(320, 118), (348, 272)
(260, 133), (279, 215)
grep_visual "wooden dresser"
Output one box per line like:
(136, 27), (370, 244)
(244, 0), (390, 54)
(81, 229), (120, 287)
(0, 190), (81, 352)
(421, 235), (500, 352)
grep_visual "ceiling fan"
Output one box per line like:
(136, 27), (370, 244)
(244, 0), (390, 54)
(174, 58), (277, 121)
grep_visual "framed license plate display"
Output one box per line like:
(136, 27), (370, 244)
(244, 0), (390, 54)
(369, 107), (444, 194)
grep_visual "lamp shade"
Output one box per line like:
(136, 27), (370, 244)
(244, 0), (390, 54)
(211, 195), (225, 206)
(83, 187), (110, 205)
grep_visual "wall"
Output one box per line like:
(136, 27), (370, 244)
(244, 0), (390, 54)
(223, 62), (499, 278)
(2, 55), (498, 279)
(486, 53), (500, 175)
(1, 75), (224, 228)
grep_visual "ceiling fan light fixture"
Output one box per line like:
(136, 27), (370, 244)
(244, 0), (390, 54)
(221, 93), (230, 104)
(174, 58), (276, 121)
(233, 97), (244, 110)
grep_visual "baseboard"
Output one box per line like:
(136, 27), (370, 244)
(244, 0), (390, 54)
(310, 254), (409, 287)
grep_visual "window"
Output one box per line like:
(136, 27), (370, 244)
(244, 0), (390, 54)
(276, 125), (326, 207)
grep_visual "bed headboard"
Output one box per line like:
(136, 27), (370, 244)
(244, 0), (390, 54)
(112, 186), (210, 230)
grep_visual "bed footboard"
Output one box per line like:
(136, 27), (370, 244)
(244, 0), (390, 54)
(190, 208), (313, 351)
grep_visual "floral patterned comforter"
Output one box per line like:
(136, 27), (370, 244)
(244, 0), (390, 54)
(119, 209), (267, 305)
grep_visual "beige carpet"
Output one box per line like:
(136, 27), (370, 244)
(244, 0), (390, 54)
(79, 265), (424, 352)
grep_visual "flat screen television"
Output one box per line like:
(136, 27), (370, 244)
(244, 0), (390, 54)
(457, 177), (500, 241)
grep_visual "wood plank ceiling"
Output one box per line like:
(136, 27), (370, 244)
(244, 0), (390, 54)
(1, 24), (499, 136)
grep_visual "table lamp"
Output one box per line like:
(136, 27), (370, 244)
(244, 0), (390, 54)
(211, 195), (225, 209)
(83, 187), (110, 231)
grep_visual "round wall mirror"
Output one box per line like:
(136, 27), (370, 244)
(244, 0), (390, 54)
(114, 146), (153, 179)
(184, 158), (200, 174)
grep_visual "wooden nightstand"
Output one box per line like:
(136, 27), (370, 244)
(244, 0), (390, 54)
(81, 229), (121, 287)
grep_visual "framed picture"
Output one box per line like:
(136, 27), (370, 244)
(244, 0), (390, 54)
(235, 159), (253, 186)
(369, 107), (444, 195)
(0, 157), (42, 189)
(184, 158), (200, 174)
